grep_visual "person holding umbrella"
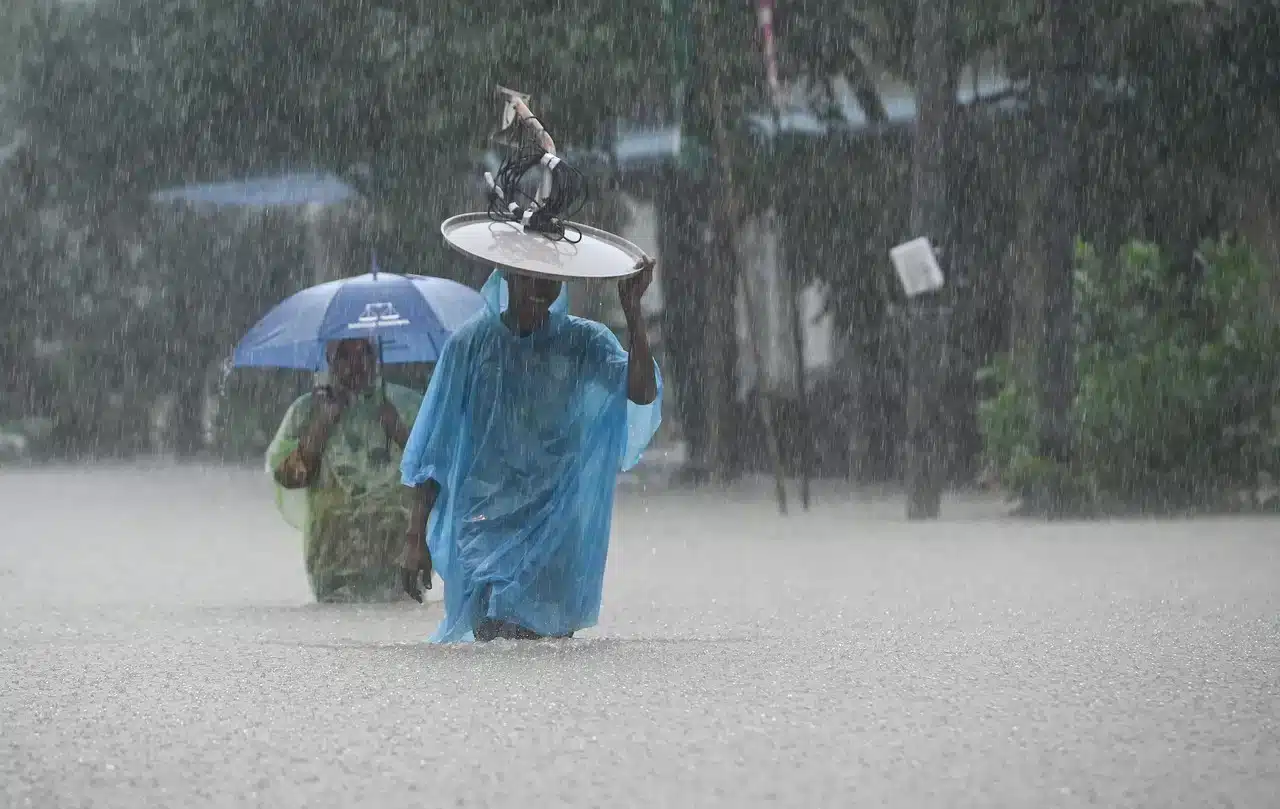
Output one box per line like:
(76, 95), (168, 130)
(232, 258), (486, 603)
(266, 338), (423, 603)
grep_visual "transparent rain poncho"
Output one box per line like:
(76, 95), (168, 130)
(401, 270), (663, 642)
(266, 382), (423, 602)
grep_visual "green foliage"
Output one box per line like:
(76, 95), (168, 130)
(978, 239), (1280, 514)
(18, 0), (655, 187)
(6, 0), (1280, 478)
(13, 0), (675, 288)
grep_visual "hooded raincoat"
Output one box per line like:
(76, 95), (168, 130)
(401, 270), (662, 641)
(267, 381), (423, 602)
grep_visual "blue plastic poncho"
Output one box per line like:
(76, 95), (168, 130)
(401, 270), (663, 642)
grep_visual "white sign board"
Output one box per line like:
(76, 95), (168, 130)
(889, 237), (946, 297)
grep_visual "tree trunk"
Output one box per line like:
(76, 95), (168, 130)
(171, 379), (208, 458)
(686, 0), (749, 487)
(1037, 0), (1085, 511)
(696, 222), (737, 485)
(657, 170), (713, 481)
(904, 0), (957, 520)
(699, 5), (787, 510)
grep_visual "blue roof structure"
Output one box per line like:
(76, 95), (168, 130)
(150, 171), (358, 207)
(606, 75), (1025, 171)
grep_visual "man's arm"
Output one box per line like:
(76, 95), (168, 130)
(388, 421), (411, 449)
(297, 411), (338, 469)
(397, 329), (470, 602)
(401, 478), (439, 602)
(619, 260), (658, 405)
(623, 308), (658, 406)
(272, 395), (342, 489)
(273, 416), (337, 489)
(408, 478), (440, 537)
(379, 399), (412, 449)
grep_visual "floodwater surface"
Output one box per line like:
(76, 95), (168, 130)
(2, 464), (1278, 808)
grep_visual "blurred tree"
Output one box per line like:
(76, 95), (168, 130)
(0, 0), (46, 91)
(666, 0), (921, 484)
(993, 0), (1280, 508)
(1034, 0), (1086, 514)
(136, 208), (313, 456)
(7, 0), (1277, 474)
(783, 0), (1280, 490)
(903, 0), (960, 520)
(979, 239), (1280, 515)
(9, 0), (666, 457)
(17, 0), (669, 273)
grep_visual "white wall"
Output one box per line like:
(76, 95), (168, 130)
(618, 198), (832, 398)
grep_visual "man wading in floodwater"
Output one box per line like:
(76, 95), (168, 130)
(398, 261), (661, 642)
(267, 338), (423, 602)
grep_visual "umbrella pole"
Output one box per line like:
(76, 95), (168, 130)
(378, 334), (387, 399)
(378, 333), (389, 452)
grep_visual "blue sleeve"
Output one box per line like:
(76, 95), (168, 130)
(584, 322), (664, 472)
(401, 330), (469, 488)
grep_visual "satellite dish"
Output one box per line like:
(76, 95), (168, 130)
(441, 213), (647, 281)
(442, 86), (650, 281)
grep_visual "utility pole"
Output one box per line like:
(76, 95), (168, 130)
(904, 0), (956, 520)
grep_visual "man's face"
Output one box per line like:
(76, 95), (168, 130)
(328, 339), (375, 390)
(507, 272), (562, 319)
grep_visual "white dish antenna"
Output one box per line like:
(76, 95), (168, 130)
(441, 87), (650, 281)
(441, 213), (647, 281)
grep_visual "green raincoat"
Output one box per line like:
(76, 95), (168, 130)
(266, 383), (424, 602)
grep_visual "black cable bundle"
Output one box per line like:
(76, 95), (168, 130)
(484, 118), (589, 243)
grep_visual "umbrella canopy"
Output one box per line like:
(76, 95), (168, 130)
(233, 272), (485, 370)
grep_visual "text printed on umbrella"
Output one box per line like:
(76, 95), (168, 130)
(348, 303), (410, 330)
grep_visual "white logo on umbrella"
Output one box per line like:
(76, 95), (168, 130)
(348, 302), (410, 329)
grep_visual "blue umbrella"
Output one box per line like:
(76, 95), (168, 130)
(232, 267), (485, 371)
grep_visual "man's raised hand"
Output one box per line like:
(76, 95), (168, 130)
(618, 257), (655, 319)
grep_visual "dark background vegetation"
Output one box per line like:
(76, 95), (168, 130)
(1, 0), (1276, 514)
